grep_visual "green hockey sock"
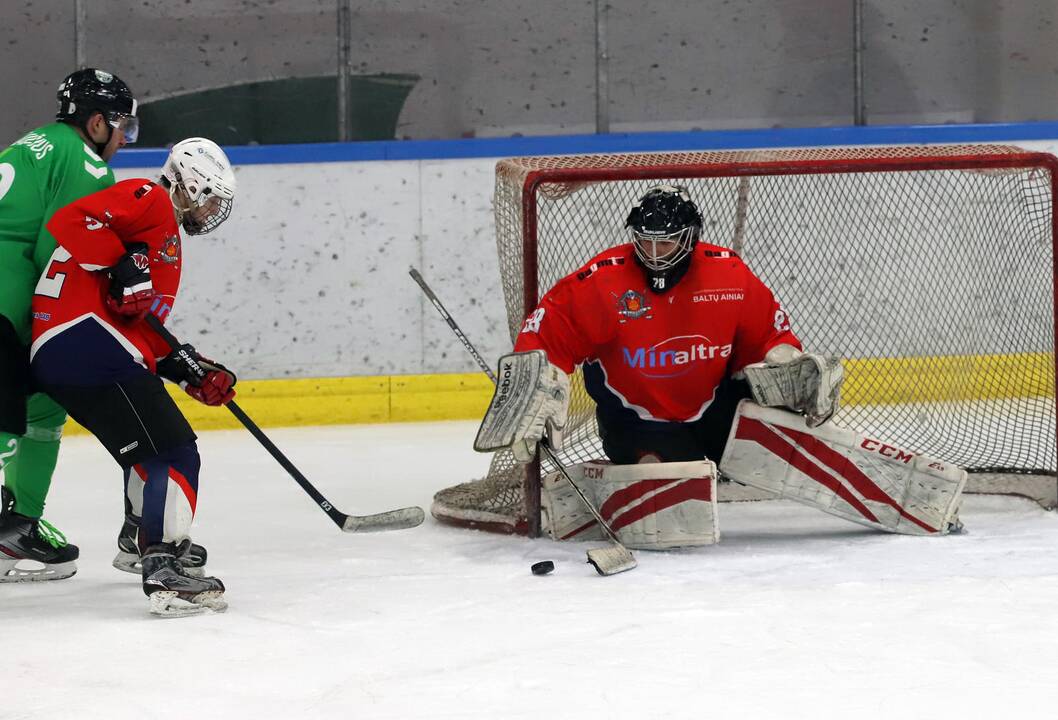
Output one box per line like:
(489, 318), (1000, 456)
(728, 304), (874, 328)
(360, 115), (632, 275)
(1, 426), (62, 519)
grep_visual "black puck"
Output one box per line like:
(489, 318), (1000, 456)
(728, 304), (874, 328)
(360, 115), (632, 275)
(531, 560), (555, 576)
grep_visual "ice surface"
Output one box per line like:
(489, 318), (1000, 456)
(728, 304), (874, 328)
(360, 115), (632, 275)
(4, 420), (1058, 719)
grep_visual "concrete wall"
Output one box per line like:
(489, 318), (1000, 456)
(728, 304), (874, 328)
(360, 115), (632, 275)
(133, 155), (505, 379)
(113, 135), (1058, 381)
(3, 1), (1057, 145)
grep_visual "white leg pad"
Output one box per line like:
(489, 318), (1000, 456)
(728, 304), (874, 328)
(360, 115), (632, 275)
(720, 401), (966, 535)
(541, 459), (719, 549)
(127, 466), (145, 517)
(162, 473), (195, 545)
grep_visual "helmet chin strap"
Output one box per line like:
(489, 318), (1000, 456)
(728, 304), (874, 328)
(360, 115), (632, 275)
(168, 182), (191, 228)
(168, 182), (211, 234)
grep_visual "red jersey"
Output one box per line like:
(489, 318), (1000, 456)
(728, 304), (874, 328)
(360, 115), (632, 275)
(30, 179), (182, 371)
(514, 242), (800, 422)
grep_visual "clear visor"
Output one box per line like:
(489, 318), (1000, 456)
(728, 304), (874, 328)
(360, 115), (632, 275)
(180, 192), (233, 235)
(107, 114), (139, 144)
(630, 226), (697, 271)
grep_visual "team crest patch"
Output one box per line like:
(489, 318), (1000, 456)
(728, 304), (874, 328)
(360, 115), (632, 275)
(615, 289), (652, 321)
(159, 235), (181, 264)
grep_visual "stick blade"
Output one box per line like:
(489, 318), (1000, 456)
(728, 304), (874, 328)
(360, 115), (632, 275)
(586, 544), (637, 576)
(341, 506), (425, 533)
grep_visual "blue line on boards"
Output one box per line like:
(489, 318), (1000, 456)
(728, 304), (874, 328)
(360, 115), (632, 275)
(111, 121), (1058, 169)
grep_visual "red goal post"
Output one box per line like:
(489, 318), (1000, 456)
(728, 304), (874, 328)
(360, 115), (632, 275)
(434, 145), (1058, 537)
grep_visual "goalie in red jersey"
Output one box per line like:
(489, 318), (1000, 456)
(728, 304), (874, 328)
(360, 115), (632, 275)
(476, 186), (965, 548)
(28, 138), (237, 616)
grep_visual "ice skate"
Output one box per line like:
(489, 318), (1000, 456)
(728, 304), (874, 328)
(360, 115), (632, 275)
(141, 542), (226, 617)
(0, 487), (79, 582)
(112, 515), (207, 577)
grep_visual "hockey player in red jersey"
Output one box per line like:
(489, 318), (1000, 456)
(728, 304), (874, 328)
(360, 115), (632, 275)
(29, 137), (237, 616)
(476, 186), (964, 547)
(487, 185), (839, 466)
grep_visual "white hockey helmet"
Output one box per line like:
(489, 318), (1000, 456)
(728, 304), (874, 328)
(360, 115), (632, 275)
(162, 137), (236, 235)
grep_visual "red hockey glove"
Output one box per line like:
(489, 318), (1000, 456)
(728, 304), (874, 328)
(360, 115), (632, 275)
(185, 367), (236, 406)
(105, 245), (155, 319)
(156, 343), (237, 406)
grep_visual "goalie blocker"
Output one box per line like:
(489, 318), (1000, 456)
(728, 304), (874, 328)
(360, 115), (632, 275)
(720, 400), (965, 535)
(475, 350), (569, 462)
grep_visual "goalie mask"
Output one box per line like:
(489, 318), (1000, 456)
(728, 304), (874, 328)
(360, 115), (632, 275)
(626, 184), (703, 293)
(162, 138), (236, 235)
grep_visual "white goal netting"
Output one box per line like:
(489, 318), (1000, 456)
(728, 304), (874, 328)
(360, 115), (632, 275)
(434, 145), (1058, 535)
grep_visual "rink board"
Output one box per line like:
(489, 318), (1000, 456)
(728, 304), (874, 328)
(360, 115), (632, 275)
(60, 350), (1054, 435)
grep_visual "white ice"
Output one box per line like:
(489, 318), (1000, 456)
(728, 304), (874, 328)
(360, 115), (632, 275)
(4, 420), (1058, 720)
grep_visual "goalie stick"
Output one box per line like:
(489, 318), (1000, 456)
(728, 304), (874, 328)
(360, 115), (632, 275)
(145, 315), (425, 533)
(409, 267), (637, 576)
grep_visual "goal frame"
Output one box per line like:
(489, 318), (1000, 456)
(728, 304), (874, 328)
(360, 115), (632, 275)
(511, 149), (1058, 537)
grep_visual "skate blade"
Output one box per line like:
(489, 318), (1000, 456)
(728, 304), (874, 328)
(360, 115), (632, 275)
(114, 552), (205, 577)
(149, 590), (227, 617)
(0, 557), (77, 583)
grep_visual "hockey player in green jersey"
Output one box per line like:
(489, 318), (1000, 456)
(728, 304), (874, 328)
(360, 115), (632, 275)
(0, 68), (138, 581)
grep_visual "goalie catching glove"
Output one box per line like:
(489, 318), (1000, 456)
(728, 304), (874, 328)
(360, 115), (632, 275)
(156, 343), (237, 406)
(475, 350), (569, 463)
(741, 344), (844, 427)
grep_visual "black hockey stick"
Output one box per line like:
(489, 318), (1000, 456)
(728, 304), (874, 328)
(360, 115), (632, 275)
(409, 267), (636, 575)
(145, 315), (424, 533)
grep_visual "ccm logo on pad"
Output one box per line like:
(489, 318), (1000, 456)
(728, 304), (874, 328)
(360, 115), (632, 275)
(860, 438), (914, 464)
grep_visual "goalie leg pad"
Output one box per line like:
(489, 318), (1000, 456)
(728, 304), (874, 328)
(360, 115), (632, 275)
(719, 401), (966, 535)
(541, 459), (719, 549)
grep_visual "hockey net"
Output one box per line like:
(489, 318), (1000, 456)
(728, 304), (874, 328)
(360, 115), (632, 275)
(433, 145), (1058, 536)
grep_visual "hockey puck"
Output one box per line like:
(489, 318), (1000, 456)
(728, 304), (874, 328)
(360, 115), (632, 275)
(531, 560), (555, 576)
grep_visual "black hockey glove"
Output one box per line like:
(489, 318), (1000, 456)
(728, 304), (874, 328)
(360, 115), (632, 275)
(106, 243), (155, 318)
(156, 343), (237, 406)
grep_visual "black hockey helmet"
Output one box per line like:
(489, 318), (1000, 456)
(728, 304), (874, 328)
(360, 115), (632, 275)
(56, 68), (139, 149)
(625, 184), (703, 292)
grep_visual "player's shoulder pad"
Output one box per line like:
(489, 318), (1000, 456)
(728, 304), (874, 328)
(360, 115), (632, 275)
(131, 179), (159, 199)
(697, 242), (741, 260)
(574, 244), (633, 282)
(108, 178), (161, 202)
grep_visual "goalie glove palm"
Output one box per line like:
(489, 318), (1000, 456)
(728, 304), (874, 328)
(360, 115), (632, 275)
(475, 350), (570, 463)
(742, 346), (844, 427)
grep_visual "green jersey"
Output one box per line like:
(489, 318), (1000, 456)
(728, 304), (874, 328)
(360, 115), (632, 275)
(0, 122), (115, 341)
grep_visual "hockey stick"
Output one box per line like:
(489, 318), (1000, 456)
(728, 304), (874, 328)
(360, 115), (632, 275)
(409, 267), (636, 576)
(145, 315), (424, 533)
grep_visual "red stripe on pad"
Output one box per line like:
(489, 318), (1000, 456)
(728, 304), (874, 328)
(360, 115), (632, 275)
(167, 466), (197, 516)
(609, 478), (713, 533)
(559, 519), (599, 541)
(772, 423), (937, 533)
(735, 417), (881, 524)
(599, 477), (681, 521)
